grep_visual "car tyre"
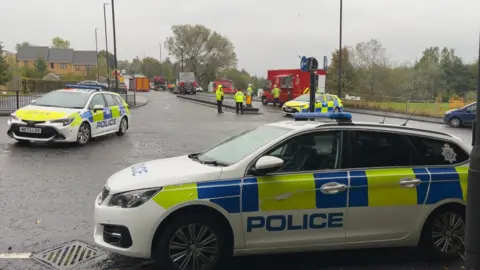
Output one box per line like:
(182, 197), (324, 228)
(76, 122), (91, 146)
(419, 205), (465, 260)
(261, 96), (268, 106)
(449, 117), (462, 128)
(153, 212), (230, 270)
(333, 107), (340, 113)
(117, 117), (128, 136)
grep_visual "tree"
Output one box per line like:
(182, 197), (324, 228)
(51, 37), (70, 49)
(164, 24), (238, 85)
(34, 57), (48, 77)
(98, 50), (115, 68)
(15, 42), (30, 51)
(351, 39), (390, 96)
(326, 47), (356, 96)
(0, 43), (10, 85)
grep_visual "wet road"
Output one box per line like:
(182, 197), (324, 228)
(0, 91), (471, 270)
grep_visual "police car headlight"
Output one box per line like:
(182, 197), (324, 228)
(48, 118), (74, 126)
(9, 113), (19, 121)
(108, 187), (162, 208)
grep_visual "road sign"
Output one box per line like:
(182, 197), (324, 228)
(323, 56), (328, 70)
(300, 56), (308, 72)
(306, 57), (318, 71)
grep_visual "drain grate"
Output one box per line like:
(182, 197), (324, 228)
(31, 240), (106, 270)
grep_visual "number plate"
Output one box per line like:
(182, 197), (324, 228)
(284, 108), (293, 112)
(19, 127), (42, 134)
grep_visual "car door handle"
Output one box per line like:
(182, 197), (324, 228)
(320, 182), (347, 194)
(399, 178), (422, 188)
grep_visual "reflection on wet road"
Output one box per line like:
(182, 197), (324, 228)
(0, 92), (470, 269)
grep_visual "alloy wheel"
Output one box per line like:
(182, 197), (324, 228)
(431, 211), (465, 254)
(168, 223), (219, 270)
(77, 125), (90, 144)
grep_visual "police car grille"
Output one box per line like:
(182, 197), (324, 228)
(10, 124), (58, 139)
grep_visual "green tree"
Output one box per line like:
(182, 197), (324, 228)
(98, 50), (115, 68)
(34, 57), (48, 77)
(141, 57), (163, 78)
(0, 43), (11, 85)
(326, 47), (356, 96)
(15, 42), (30, 51)
(51, 37), (70, 49)
(164, 24), (238, 86)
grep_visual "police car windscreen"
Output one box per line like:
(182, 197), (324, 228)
(197, 125), (292, 165)
(295, 94), (320, 102)
(34, 91), (91, 109)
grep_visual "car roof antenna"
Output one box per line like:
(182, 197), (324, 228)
(401, 109), (417, 126)
(379, 111), (388, 124)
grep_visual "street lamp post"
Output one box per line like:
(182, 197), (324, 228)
(159, 43), (163, 76)
(103, 2), (111, 90)
(111, 0), (119, 95)
(465, 32), (480, 270)
(338, 0), (343, 98)
(95, 28), (99, 81)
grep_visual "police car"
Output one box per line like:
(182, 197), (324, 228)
(94, 112), (468, 270)
(7, 84), (131, 145)
(282, 93), (343, 116)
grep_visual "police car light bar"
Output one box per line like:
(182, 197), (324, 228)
(293, 112), (352, 122)
(65, 84), (102, 91)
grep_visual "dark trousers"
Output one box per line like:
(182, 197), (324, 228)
(273, 98), (279, 107)
(236, 102), (244, 114)
(217, 100), (223, 113)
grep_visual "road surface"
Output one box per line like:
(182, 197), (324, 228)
(0, 91), (469, 270)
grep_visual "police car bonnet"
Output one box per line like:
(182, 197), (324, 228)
(104, 155), (223, 192)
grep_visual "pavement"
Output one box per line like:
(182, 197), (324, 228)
(0, 91), (471, 270)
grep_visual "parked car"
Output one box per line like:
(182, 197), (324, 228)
(443, 102), (476, 128)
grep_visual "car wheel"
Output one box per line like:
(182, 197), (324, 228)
(153, 213), (230, 270)
(449, 117), (462, 128)
(117, 117), (128, 136)
(76, 122), (91, 146)
(333, 107), (340, 113)
(261, 96), (268, 105)
(419, 205), (465, 260)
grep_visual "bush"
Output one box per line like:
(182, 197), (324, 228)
(20, 79), (82, 93)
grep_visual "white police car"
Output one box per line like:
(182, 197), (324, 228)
(7, 84), (131, 145)
(94, 112), (469, 270)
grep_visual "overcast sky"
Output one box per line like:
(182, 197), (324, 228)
(1, 0), (479, 76)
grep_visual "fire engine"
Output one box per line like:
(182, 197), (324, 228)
(208, 79), (235, 94)
(261, 69), (326, 106)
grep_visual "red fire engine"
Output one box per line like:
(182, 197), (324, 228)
(261, 69), (326, 105)
(209, 79), (235, 94)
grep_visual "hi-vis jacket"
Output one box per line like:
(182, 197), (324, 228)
(234, 91), (245, 103)
(216, 86), (224, 101)
(272, 87), (280, 98)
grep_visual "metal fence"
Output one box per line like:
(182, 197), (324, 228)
(0, 89), (136, 115)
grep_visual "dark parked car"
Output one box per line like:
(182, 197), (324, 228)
(443, 102), (477, 128)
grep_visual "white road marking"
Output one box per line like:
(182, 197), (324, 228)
(0, 253), (32, 259)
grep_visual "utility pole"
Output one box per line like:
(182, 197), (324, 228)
(159, 43), (163, 76)
(338, 0), (343, 98)
(103, 2), (111, 90)
(111, 0), (119, 96)
(95, 28), (99, 81)
(465, 31), (480, 270)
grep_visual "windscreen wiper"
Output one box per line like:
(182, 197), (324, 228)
(200, 160), (228, 167)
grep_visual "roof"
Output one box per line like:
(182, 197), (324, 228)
(47, 48), (74, 63)
(268, 119), (458, 141)
(17, 46), (49, 60)
(73, 51), (97, 65)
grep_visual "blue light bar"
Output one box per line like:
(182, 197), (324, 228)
(293, 112), (352, 121)
(65, 84), (102, 90)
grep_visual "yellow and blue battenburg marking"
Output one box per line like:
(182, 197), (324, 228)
(153, 166), (468, 214)
(153, 179), (242, 214)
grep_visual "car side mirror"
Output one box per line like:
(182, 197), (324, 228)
(30, 100), (36, 104)
(251, 156), (284, 176)
(93, 104), (104, 112)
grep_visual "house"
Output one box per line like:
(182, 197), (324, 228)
(16, 46), (97, 77)
(2, 49), (16, 65)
